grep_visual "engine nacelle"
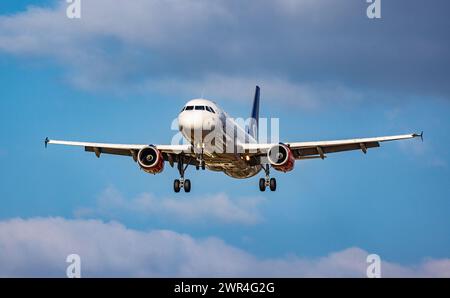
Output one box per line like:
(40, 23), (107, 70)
(267, 144), (295, 172)
(137, 146), (164, 174)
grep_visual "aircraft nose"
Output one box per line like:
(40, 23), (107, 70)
(178, 112), (203, 132)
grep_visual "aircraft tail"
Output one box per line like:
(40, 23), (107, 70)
(248, 86), (260, 141)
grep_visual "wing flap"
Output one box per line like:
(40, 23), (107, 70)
(85, 146), (134, 157)
(240, 133), (420, 159)
(47, 139), (145, 150)
(46, 138), (193, 158)
(293, 141), (380, 158)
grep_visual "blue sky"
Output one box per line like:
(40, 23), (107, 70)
(0, 0), (449, 277)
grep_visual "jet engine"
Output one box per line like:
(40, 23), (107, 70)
(137, 146), (164, 174)
(267, 144), (295, 172)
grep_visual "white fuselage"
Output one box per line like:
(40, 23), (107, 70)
(177, 99), (261, 178)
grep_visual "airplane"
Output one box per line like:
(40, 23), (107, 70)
(45, 86), (423, 193)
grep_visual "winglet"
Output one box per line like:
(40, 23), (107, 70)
(413, 131), (424, 142)
(44, 137), (49, 148)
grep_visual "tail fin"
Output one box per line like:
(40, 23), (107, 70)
(248, 86), (260, 141)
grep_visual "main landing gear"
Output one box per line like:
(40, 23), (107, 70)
(174, 155), (191, 193)
(173, 149), (207, 193)
(259, 165), (276, 192)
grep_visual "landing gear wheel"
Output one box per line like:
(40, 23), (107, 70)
(259, 178), (266, 192)
(184, 179), (191, 193)
(201, 161), (206, 170)
(175, 154), (192, 193)
(269, 178), (277, 191)
(174, 179), (181, 193)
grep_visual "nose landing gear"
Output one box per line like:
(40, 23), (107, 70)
(195, 160), (205, 171)
(259, 165), (276, 192)
(195, 147), (206, 171)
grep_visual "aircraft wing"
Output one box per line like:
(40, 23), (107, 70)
(45, 138), (193, 159)
(241, 133), (422, 160)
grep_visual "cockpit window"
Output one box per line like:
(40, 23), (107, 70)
(181, 107), (186, 112)
(184, 105), (215, 112)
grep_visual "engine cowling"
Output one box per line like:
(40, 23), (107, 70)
(267, 144), (295, 172)
(137, 146), (164, 174)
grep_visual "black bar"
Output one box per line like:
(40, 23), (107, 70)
(1, 278), (449, 297)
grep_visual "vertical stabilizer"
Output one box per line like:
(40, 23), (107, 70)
(248, 86), (260, 141)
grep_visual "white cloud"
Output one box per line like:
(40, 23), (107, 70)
(0, 217), (449, 277)
(0, 0), (352, 108)
(74, 186), (266, 225)
(0, 1), (360, 108)
(0, 0), (233, 92)
(1, 0), (446, 102)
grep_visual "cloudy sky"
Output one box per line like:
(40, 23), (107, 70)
(0, 0), (449, 277)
